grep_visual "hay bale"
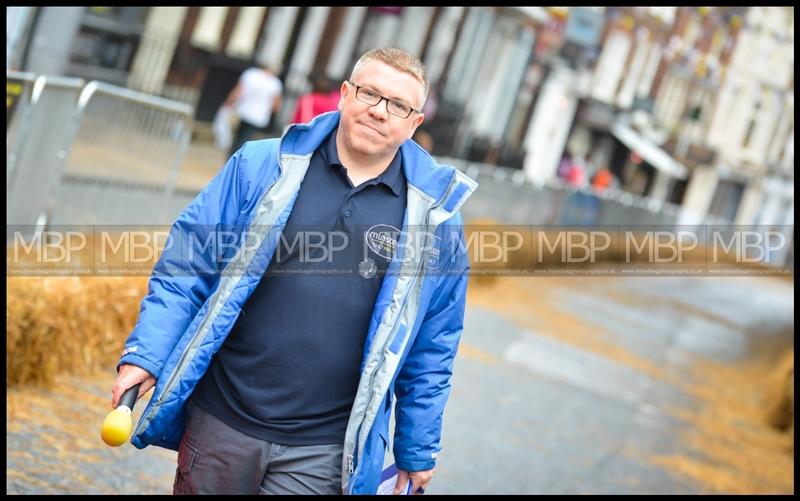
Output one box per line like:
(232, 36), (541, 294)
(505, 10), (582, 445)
(7, 230), (161, 387)
(6, 276), (149, 387)
(465, 218), (534, 286)
(463, 220), (769, 282)
(764, 350), (794, 445)
(465, 218), (623, 284)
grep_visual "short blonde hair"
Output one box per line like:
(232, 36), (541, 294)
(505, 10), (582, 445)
(350, 48), (429, 110)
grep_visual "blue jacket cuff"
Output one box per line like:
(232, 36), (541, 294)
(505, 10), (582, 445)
(117, 353), (161, 379)
(395, 456), (436, 472)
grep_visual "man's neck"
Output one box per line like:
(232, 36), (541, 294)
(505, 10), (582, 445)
(335, 130), (395, 187)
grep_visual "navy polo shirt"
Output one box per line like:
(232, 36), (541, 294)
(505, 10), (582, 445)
(192, 129), (407, 445)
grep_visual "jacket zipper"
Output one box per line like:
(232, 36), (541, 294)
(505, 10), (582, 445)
(138, 159), (284, 430)
(348, 173), (457, 478)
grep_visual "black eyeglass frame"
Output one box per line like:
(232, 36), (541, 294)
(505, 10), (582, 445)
(347, 81), (421, 119)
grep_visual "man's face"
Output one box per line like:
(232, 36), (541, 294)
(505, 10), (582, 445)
(337, 60), (425, 160)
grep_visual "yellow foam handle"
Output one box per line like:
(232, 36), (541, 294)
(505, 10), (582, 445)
(101, 406), (133, 447)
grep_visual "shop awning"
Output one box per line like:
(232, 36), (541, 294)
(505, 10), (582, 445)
(610, 121), (689, 179)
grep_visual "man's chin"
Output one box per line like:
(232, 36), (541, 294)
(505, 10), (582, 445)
(350, 138), (388, 157)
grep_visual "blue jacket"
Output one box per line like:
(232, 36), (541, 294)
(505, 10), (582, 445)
(119, 111), (478, 494)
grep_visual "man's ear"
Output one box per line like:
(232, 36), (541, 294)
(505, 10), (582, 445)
(408, 113), (425, 139)
(338, 81), (348, 111)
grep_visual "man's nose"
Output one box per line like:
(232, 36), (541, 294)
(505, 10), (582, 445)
(367, 98), (390, 119)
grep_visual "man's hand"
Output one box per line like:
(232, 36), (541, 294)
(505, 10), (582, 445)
(111, 364), (156, 408)
(394, 468), (434, 495)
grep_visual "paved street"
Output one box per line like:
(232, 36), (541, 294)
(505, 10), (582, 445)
(7, 274), (794, 494)
(431, 275), (793, 494)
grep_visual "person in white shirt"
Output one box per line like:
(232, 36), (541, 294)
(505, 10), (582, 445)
(222, 63), (284, 156)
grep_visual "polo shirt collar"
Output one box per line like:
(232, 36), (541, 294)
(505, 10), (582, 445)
(322, 128), (405, 197)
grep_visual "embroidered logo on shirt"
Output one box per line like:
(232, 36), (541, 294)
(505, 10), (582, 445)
(365, 224), (401, 260)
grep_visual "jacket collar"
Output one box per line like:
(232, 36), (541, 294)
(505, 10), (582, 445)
(320, 127), (405, 197)
(280, 111), (460, 203)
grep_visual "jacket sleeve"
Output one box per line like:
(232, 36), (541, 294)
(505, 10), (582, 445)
(117, 147), (248, 378)
(393, 218), (469, 472)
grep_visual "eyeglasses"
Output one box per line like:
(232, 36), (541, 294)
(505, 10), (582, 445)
(348, 81), (419, 119)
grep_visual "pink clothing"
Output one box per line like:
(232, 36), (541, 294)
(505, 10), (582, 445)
(291, 91), (340, 124)
(558, 157), (587, 186)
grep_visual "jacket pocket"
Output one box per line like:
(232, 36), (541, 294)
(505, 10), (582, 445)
(177, 438), (199, 474)
(173, 438), (199, 494)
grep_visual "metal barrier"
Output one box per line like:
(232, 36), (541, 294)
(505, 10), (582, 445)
(54, 175), (200, 228)
(439, 157), (730, 228)
(7, 73), (194, 228)
(7, 75), (85, 230)
(6, 70), (38, 168)
(443, 158), (796, 269)
(52, 81), (193, 225)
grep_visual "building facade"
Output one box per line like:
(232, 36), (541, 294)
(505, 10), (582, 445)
(8, 6), (794, 228)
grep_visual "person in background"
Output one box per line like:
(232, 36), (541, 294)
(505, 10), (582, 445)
(223, 62), (283, 157)
(291, 73), (341, 125)
(590, 166), (619, 192)
(558, 154), (587, 187)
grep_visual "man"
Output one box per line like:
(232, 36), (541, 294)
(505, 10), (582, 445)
(111, 48), (478, 495)
(222, 61), (283, 157)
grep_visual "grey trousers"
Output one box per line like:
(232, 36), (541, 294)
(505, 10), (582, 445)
(173, 401), (343, 495)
